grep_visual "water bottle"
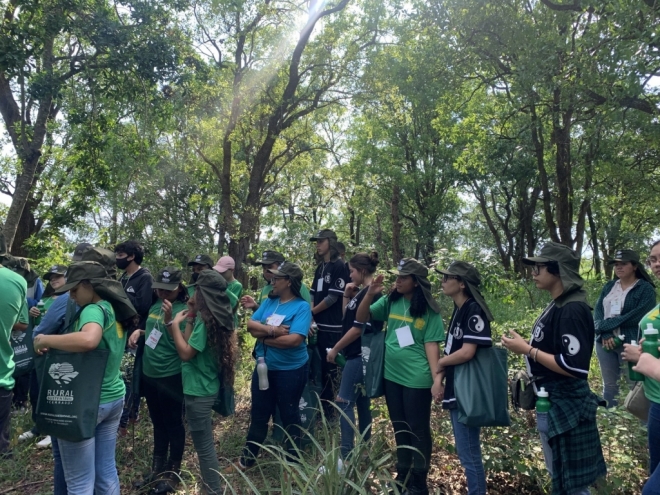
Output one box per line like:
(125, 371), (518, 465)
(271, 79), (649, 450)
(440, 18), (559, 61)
(628, 340), (645, 381)
(327, 348), (346, 368)
(257, 357), (269, 390)
(35, 299), (45, 324)
(308, 323), (318, 345)
(536, 387), (551, 435)
(642, 324), (660, 358)
(604, 334), (623, 352)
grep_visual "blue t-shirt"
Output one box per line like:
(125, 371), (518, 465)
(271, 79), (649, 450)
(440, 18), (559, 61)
(252, 296), (311, 370)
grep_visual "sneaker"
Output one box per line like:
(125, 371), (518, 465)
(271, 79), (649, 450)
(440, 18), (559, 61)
(18, 431), (36, 442)
(318, 458), (344, 475)
(36, 436), (52, 449)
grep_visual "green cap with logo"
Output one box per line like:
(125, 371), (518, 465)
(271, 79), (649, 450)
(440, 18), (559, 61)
(267, 261), (305, 300)
(187, 254), (214, 269)
(523, 242), (587, 306)
(608, 249), (654, 285)
(152, 266), (184, 291)
(389, 258), (441, 314)
(54, 261), (138, 321)
(310, 229), (338, 241)
(436, 261), (493, 322)
(253, 250), (286, 266)
(44, 264), (68, 281)
(2, 256), (30, 278)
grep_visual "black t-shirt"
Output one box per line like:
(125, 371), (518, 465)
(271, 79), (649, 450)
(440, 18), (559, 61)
(341, 287), (384, 359)
(310, 258), (349, 333)
(442, 299), (492, 410)
(119, 267), (154, 330)
(527, 300), (594, 385)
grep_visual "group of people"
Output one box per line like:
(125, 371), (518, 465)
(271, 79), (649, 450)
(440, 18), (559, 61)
(2, 228), (660, 495)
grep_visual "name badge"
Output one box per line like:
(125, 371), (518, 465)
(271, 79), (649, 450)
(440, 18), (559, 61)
(395, 325), (414, 348)
(445, 333), (454, 355)
(610, 300), (622, 316)
(146, 329), (162, 350)
(266, 314), (285, 327)
(317, 278), (324, 292)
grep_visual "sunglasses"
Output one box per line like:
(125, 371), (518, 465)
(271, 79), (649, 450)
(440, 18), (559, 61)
(442, 274), (461, 282)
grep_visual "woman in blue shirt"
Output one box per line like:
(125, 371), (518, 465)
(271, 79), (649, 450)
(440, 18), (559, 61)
(228, 262), (311, 471)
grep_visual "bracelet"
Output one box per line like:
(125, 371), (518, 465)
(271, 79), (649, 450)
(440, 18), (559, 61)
(164, 321), (173, 327)
(527, 347), (534, 358)
(533, 348), (540, 361)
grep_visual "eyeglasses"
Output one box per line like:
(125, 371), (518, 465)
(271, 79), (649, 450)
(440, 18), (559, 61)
(442, 274), (461, 282)
(647, 257), (659, 266)
(531, 264), (547, 276)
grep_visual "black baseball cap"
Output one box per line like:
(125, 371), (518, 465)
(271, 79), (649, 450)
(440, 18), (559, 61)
(72, 242), (93, 261)
(310, 229), (338, 241)
(152, 267), (184, 291)
(254, 250), (286, 265)
(44, 264), (68, 281)
(188, 254), (214, 268)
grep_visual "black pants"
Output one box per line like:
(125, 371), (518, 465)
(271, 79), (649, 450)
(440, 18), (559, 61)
(0, 388), (11, 454)
(12, 373), (29, 406)
(142, 373), (185, 463)
(384, 379), (432, 478)
(317, 331), (340, 417)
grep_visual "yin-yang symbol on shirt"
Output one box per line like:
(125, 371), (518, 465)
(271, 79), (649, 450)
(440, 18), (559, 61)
(468, 315), (485, 333)
(562, 334), (581, 356)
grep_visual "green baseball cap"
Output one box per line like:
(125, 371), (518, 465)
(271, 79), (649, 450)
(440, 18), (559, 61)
(436, 261), (493, 322)
(310, 229), (338, 241)
(44, 264), (68, 281)
(188, 254), (214, 268)
(267, 261), (304, 283)
(152, 266), (184, 291)
(254, 250), (285, 265)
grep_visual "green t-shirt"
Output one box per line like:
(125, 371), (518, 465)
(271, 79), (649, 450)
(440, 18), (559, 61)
(227, 279), (243, 329)
(257, 282), (312, 306)
(370, 296), (445, 389)
(18, 302), (29, 325)
(181, 318), (219, 397)
(641, 304), (660, 403)
(75, 301), (127, 404)
(0, 268), (27, 390)
(143, 299), (188, 379)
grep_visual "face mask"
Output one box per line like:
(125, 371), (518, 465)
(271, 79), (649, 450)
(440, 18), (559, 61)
(116, 257), (131, 270)
(191, 272), (200, 283)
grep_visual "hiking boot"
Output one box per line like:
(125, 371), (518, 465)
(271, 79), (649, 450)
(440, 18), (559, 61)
(133, 456), (166, 489)
(152, 461), (182, 494)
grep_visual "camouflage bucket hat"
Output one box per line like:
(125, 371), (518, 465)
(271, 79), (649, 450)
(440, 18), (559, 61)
(436, 261), (493, 322)
(267, 261), (304, 299)
(389, 258), (441, 314)
(81, 247), (117, 279)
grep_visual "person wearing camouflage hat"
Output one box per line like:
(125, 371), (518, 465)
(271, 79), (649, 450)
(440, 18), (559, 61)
(355, 258), (445, 495)
(127, 267), (189, 494)
(228, 261), (311, 473)
(502, 242), (605, 494)
(33, 261), (136, 494)
(436, 261), (494, 495)
(309, 229), (350, 419)
(241, 250), (312, 312)
(593, 248), (656, 407)
(168, 268), (235, 494)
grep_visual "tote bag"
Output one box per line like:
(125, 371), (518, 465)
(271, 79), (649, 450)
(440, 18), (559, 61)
(11, 318), (35, 378)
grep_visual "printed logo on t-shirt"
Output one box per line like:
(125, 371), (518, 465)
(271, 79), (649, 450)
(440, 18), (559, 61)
(335, 278), (345, 290)
(452, 323), (463, 340)
(299, 396), (308, 410)
(48, 362), (79, 385)
(562, 334), (581, 356)
(533, 322), (545, 342)
(468, 315), (485, 333)
(324, 274), (331, 284)
(414, 318), (425, 330)
(347, 297), (357, 310)
(126, 286), (135, 293)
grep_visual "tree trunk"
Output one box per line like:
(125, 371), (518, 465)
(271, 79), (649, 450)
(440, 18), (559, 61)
(391, 184), (402, 264)
(587, 205), (601, 278)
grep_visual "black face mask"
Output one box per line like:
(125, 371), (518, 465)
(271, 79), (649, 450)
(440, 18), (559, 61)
(116, 257), (131, 270)
(191, 272), (200, 283)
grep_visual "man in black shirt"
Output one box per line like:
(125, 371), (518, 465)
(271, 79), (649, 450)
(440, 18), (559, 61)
(310, 229), (349, 417)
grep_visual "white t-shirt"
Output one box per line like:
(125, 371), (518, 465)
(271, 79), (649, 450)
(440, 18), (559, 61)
(603, 280), (638, 324)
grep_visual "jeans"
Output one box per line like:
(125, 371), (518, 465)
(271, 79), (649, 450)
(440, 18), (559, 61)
(142, 373), (185, 464)
(384, 379), (432, 492)
(0, 388), (11, 454)
(450, 409), (486, 495)
(317, 332), (340, 418)
(185, 394), (221, 494)
(649, 402), (660, 476)
(595, 341), (632, 407)
(644, 459), (660, 494)
(52, 436), (68, 495)
(242, 362), (309, 466)
(538, 413), (591, 495)
(337, 356), (371, 459)
(58, 398), (124, 495)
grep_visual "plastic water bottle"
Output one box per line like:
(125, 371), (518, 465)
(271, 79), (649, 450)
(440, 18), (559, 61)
(536, 387), (551, 413)
(604, 335), (623, 352)
(643, 324), (660, 358)
(327, 348), (346, 368)
(35, 299), (45, 324)
(308, 323), (318, 345)
(257, 357), (269, 390)
(629, 340), (645, 381)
